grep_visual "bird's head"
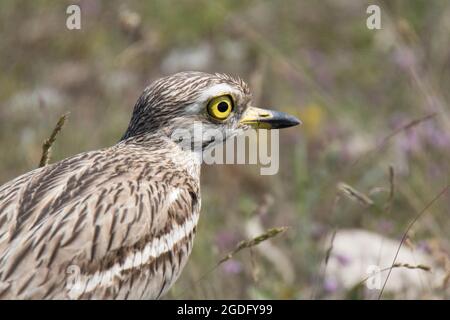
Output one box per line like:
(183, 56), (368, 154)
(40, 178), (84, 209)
(122, 71), (300, 150)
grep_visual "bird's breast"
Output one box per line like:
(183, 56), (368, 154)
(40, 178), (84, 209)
(65, 207), (200, 300)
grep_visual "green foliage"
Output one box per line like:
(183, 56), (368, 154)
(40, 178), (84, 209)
(0, 0), (448, 299)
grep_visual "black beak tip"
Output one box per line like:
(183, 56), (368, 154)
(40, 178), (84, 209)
(290, 116), (302, 127)
(277, 114), (302, 129)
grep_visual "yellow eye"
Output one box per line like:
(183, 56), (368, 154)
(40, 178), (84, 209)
(207, 95), (233, 120)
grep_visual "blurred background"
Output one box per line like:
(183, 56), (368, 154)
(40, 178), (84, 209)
(0, 0), (449, 299)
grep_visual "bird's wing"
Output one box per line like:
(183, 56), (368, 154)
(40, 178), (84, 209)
(0, 149), (199, 299)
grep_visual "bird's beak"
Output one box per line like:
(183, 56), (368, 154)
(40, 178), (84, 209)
(239, 106), (301, 129)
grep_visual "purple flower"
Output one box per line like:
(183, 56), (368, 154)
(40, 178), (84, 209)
(392, 47), (416, 71)
(398, 128), (422, 154)
(221, 260), (242, 275)
(215, 231), (239, 251)
(323, 278), (339, 294)
(424, 123), (450, 148)
(335, 253), (351, 267)
(416, 241), (431, 254)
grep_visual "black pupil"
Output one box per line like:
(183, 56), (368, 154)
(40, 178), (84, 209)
(217, 101), (229, 113)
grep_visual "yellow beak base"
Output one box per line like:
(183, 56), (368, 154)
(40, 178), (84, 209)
(239, 106), (301, 129)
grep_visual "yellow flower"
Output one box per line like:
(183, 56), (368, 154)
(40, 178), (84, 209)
(302, 103), (325, 137)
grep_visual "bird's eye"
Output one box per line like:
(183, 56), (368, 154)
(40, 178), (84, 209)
(207, 95), (233, 120)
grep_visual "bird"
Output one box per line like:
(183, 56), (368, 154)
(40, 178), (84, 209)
(0, 71), (300, 299)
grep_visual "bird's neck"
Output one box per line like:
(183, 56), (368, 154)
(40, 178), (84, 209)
(117, 132), (202, 180)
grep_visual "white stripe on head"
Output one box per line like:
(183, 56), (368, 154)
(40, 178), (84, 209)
(185, 83), (239, 115)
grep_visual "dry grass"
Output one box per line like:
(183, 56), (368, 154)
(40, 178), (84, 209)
(1, 0), (449, 299)
(38, 113), (69, 168)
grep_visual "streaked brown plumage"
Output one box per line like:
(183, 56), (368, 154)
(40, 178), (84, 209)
(0, 72), (299, 299)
